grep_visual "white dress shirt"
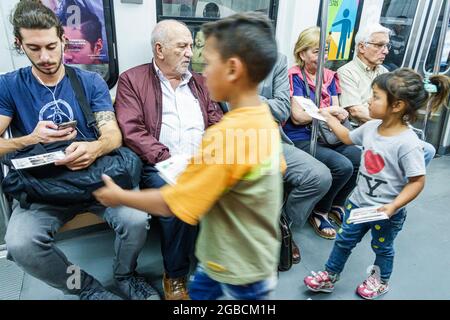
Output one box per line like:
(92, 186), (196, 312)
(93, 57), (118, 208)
(154, 62), (205, 160)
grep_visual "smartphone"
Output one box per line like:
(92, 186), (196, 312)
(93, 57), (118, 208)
(57, 120), (77, 130)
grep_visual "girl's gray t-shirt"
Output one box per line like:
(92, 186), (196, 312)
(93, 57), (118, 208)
(349, 120), (426, 208)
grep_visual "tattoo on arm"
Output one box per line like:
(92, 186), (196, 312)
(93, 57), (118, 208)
(94, 111), (117, 128)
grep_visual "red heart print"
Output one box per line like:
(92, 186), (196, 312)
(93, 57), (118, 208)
(364, 150), (385, 175)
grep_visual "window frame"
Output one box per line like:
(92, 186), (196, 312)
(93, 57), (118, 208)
(156, 0), (280, 27)
(101, 0), (119, 89)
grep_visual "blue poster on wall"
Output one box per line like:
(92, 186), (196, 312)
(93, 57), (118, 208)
(327, 0), (360, 61)
(42, 0), (109, 65)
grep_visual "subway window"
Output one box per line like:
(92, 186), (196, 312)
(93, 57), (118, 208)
(157, 0), (279, 74)
(157, 0), (277, 20)
(41, 0), (119, 89)
(380, 0), (419, 71)
(425, 7), (450, 74)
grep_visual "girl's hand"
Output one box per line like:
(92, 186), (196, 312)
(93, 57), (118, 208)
(319, 109), (340, 124)
(378, 203), (398, 218)
(326, 106), (349, 122)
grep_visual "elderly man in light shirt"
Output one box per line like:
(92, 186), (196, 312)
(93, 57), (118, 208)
(338, 23), (436, 165)
(114, 20), (223, 300)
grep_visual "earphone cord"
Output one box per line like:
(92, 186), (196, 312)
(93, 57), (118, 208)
(34, 70), (88, 140)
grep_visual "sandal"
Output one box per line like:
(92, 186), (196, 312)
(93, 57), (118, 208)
(308, 212), (336, 240)
(292, 239), (301, 264)
(329, 206), (345, 227)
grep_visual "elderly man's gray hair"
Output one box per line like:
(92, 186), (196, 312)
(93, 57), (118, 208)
(151, 20), (188, 55)
(354, 23), (391, 54)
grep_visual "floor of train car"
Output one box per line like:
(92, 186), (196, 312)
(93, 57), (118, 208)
(2, 155), (450, 300)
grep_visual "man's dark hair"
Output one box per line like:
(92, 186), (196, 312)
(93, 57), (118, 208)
(202, 12), (278, 84)
(11, 0), (64, 53)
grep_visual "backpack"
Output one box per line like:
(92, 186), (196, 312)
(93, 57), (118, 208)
(1, 140), (142, 208)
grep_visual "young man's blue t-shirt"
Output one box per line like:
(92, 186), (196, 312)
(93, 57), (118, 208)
(0, 66), (113, 139)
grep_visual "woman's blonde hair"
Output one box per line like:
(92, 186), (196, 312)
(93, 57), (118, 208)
(293, 26), (320, 68)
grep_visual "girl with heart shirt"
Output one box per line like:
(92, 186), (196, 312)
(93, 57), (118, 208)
(303, 68), (450, 300)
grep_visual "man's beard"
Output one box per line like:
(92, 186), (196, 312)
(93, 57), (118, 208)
(24, 49), (64, 76)
(32, 57), (63, 76)
(176, 61), (191, 75)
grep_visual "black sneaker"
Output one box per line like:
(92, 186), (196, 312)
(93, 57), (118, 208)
(116, 275), (161, 300)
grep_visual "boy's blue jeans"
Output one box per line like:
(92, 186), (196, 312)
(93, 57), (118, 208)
(189, 265), (278, 300)
(325, 201), (407, 282)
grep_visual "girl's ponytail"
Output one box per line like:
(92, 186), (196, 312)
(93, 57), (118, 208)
(428, 74), (450, 112)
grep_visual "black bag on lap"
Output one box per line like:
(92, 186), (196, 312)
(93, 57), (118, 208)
(1, 141), (142, 208)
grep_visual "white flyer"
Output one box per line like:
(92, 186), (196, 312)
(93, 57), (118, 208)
(348, 206), (389, 224)
(294, 96), (327, 122)
(11, 151), (66, 170)
(155, 154), (190, 185)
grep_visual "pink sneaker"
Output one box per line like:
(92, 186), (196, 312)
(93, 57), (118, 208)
(304, 271), (336, 293)
(356, 275), (389, 300)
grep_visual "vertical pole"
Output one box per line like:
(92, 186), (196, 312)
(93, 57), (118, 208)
(310, 0), (330, 157)
(422, 0), (450, 140)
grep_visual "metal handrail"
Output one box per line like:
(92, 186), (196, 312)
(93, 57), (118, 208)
(1, 128), (12, 226)
(310, 0), (329, 157)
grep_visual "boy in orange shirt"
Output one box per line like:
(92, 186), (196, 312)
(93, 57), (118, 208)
(94, 12), (285, 300)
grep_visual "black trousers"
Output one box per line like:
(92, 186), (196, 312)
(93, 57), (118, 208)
(141, 165), (198, 279)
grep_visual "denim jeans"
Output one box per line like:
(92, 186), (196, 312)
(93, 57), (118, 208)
(294, 141), (361, 213)
(282, 143), (332, 228)
(141, 165), (198, 279)
(188, 265), (278, 300)
(5, 200), (150, 295)
(325, 201), (407, 282)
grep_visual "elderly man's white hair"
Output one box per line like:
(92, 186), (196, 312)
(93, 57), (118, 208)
(354, 23), (391, 54)
(151, 20), (189, 55)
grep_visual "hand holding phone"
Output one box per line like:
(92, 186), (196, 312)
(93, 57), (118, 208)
(57, 120), (78, 130)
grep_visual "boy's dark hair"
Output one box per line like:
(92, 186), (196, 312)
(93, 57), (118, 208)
(11, 0), (64, 53)
(373, 68), (450, 122)
(202, 12), (278, 84)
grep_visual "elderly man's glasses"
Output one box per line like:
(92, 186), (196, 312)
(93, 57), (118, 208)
(365, 42), (392, 50)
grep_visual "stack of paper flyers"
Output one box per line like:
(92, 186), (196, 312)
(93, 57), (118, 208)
(348, 207), (389, 224)
(155, 154), (190, 185)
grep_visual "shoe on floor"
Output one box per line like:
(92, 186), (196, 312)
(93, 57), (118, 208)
(329, 206), (345, 227)
(304, 271), (338, 293)
(116, 275), (161, 300)
(308, 212), (336, 240)
(356, 275), (389, 300)
(163, 273), (190, 300)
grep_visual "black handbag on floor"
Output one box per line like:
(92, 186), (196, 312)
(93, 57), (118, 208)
(278, 212), (293, 272)
(1, 66), (142, 209)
